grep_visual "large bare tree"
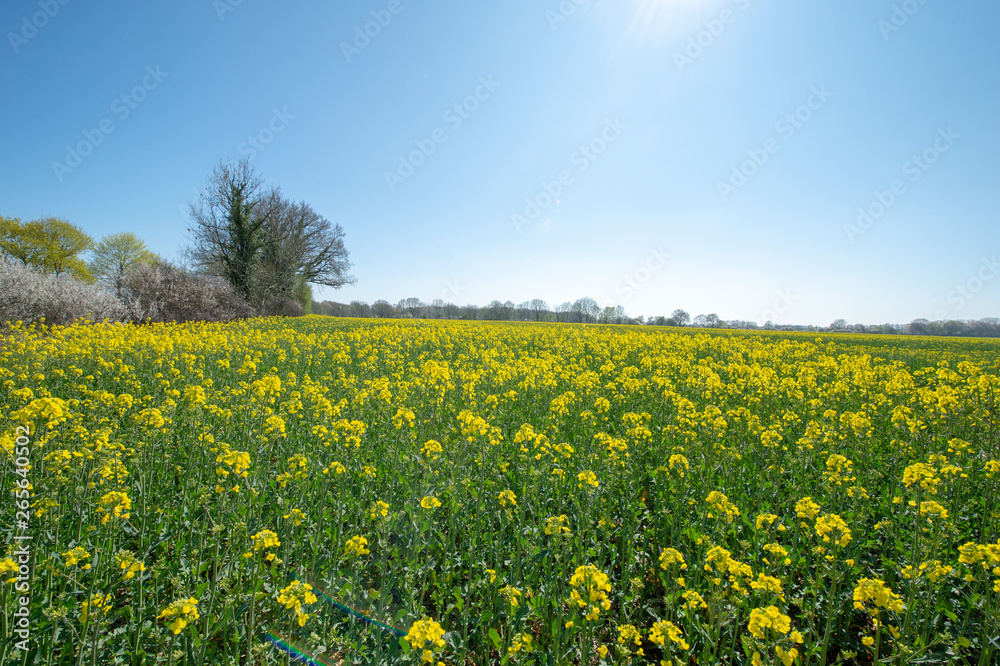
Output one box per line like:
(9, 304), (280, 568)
(187, 159), (279, 303)
(187, 159), (354, 312)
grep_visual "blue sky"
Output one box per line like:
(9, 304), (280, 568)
(2, 0), (997, 326)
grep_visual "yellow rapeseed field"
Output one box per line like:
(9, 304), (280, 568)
(2, 316), (999, 665)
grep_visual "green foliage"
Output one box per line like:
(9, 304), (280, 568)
(0, 215), (93, 281)
(295, 278), (312, 315)
(89, 232), (156, 297)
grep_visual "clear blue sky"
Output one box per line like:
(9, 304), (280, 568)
(2, 0), (997, 326)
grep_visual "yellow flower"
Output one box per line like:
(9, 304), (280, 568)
(815, 513), (852, 548)
(371, 500), (390, 520)
(668, 453), (689, 476)
(755, 513), (780, 530)
(795, 497), (820, 522)
(853, 578), (904, 614)
(750, 573), (784, 600)
(617, 624), (642, 653)
(545, 514), (571, 536)
(902, 462), (939, 494)
(276, 581), (318, 627)
(747, 606), (791, 640)
(650, 619), (689, 650)
(775, 645), (799, 666)
(63, 546), (91, 570)
(509, 632), (534, 654)
(114, 550), (146, 579)
(246, 529), (281, 561)
(80, 593), (113, 624)
(420, 495), (442, 510)
(263, 415), (287, 438)
(499, 585), (522, 607)
(659, 547), (687, 571)
(919, 500), (949, 521)
(706, 490), (741, 522)
(323, 461), (346, 475)
(157, 597), (199, 634)
(420, 439), (443, 461)
(568, 565), (612, 622)
(498, 489), (517, 507)
(405, 617), (446, 663)
(0, 558), (18, 584)
(283, 508), (306, 526)
(577, 470), (599, 488)
(681, 590), (707, 611)
(344, 535), (370, 558)
(97, 491), (131, 524)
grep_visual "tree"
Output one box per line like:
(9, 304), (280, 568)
(89, 232), (156, 298)
(599, 306), (616, 324)
(258, 199), (355, 306)
(398, 297), (423, 318)
(829, 318), (849, 332)
(671, 309), (690, 326)
(572, 297), (600, 323)
(186, 159), (354, 313)
(529, 299), (549, 321)
(371, 299), (395, 318)
(349, 300), (372, 318)
(1, 216), (93, 281)
(704, 313), (721, 328)
(187, 159), (278, 303)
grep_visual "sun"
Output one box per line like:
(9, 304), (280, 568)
(621, 0), (707, 47)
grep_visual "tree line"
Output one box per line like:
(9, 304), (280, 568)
(313, 298), (1000, 338)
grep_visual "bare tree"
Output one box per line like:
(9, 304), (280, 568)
(187, 159), (280, 303)
(260, 199), (355, 299)
(555, 301), (572, 323)
(371, 299), (396, 318)
(671, 309), (690, 326)
(572, 297), (600, 323)
(187, 158), (354, 313)
(397, 297), (424, 318)
(529, 298), (549, 321)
